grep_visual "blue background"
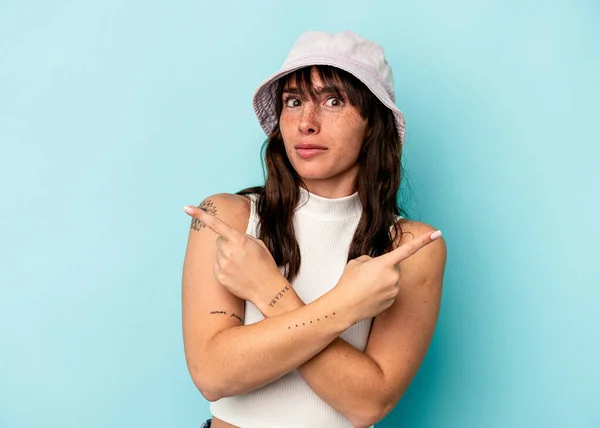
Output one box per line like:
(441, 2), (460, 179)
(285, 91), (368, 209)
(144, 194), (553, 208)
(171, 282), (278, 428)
(1, 0), (598, 427)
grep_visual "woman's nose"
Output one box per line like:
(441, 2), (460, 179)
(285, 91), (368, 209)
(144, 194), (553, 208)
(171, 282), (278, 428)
(298, 103), (321, 134)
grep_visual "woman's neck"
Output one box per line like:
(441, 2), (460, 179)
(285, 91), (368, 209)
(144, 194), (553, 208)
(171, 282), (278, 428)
(295, 185), (362, 220)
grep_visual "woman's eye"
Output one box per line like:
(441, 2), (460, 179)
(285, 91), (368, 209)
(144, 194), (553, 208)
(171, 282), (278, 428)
(285, 97), (301, 107)
(325, 97), (343, 107)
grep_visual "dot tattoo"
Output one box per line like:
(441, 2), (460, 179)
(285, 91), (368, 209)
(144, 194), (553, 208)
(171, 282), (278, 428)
(287, 313), (337, 330)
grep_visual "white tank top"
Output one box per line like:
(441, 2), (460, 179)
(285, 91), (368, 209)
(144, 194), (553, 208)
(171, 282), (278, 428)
(210, 186), (401, 428)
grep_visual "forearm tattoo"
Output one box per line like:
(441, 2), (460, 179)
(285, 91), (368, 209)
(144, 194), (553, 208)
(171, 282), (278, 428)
(191, 199), (217, 231)
(288, 312), (336, 329)
(268, 285), (291, 307)
(209, 310), (244, 324)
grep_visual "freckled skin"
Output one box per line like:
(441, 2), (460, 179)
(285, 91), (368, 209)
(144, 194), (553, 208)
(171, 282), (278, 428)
(279, 69), (368, 192)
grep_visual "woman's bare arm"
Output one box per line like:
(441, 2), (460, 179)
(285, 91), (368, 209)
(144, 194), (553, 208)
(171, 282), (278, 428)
(182, 193), (357, 401)
(259, 221), (447, 428)
(183, 193), (445, 428)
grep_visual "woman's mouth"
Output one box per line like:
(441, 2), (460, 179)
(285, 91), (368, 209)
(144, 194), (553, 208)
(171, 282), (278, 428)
(295, 148), (328, 158)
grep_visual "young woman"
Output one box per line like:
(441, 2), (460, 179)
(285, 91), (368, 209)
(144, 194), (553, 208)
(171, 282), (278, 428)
(182, 30), (447, 428)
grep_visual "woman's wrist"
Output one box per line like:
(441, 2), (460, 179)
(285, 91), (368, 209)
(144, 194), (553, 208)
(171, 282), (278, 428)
(257, 279), (359, 331)
(256, 276), (305, 317)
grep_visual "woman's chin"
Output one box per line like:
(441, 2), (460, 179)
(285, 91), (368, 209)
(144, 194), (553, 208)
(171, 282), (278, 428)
(295, 169), (329, 180)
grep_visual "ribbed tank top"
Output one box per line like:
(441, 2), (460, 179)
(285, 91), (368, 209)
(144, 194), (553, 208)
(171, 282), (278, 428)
(210, 186), (401, 428)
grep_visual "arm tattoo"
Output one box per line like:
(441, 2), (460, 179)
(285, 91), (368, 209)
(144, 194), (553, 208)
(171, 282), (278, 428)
(268, 285), (290, 307)
(209, 310), (244, 324)
(191, 199), (217, 231)
(230, 313), (243, 323)
(287, 313), (336, 329)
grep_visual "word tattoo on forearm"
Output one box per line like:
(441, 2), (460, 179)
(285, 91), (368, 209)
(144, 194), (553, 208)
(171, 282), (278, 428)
(287, 312), (336, 329)
(230, 313), (243, 323)
(191, 199), (217, 231)
(209, 310), (244, 324)
(268, 285), (291, 307)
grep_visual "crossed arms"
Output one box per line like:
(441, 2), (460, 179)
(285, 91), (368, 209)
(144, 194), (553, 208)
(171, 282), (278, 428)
(182, 193), (446, 427)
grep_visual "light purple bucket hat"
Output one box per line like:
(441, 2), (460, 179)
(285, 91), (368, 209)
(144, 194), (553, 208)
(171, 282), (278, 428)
(252, 30), (406, 146)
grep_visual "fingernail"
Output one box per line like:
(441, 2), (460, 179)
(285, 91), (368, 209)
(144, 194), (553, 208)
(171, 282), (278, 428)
(430, 230), (442, 240)
(183, 206), (195, 214)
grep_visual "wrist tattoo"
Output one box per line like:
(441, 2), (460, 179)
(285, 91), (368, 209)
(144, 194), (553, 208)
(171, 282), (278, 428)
(209, 310), (244, 324)
(287, 312), (336, 329)
(191, 199), (217, 231)
(268, 285), (290, 307)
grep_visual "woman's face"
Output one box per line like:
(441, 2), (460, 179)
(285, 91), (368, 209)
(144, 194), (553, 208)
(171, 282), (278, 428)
(279, 68), (368, 189)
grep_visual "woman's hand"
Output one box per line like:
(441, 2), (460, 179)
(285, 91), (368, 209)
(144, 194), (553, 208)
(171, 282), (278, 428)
(184, 204), (285, 305)
(334, 229), (442, 323)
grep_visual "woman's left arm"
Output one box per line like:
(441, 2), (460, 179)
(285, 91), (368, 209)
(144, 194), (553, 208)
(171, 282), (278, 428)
(260, 222), (447, 428)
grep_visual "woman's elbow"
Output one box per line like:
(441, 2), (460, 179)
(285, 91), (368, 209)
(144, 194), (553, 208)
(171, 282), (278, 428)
(188, 361), (228, 402)
(347, 398), (390, 428)
(187, 351), (233, 401)
(348, 410), (381, 428)
(192, 374), (225, 402)
(199, 387), (223, 403)
(192, 368), (249, 401)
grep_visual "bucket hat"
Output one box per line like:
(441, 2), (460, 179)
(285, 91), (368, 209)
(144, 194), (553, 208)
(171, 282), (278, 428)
(252, 30), (406, 145)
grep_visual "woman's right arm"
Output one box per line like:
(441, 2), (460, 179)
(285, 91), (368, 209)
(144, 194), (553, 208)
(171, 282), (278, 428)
(182, 193), (356, 401)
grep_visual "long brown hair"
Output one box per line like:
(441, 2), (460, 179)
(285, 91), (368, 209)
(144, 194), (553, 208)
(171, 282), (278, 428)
(236, 65), (410, 282)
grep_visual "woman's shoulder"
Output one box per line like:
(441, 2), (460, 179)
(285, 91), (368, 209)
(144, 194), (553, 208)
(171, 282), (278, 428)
(392, 218), (443, 247)
(200, 192), (252, 234)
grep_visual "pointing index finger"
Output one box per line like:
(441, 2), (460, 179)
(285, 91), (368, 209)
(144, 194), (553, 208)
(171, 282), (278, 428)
(185, 205), (239, 241)
(377, 229), (442, 266)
